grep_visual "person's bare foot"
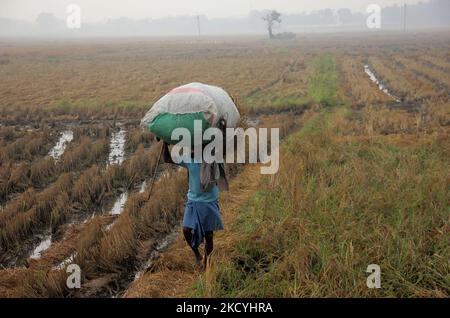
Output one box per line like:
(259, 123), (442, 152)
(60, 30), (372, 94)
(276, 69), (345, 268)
(193, 248), (202, 266)
(194, 257), (204, 272)
(203, 253), (212, 271)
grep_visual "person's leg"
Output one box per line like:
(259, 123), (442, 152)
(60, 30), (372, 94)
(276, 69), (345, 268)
(183, 227), (202, 263)
(204, 231), (214, 268)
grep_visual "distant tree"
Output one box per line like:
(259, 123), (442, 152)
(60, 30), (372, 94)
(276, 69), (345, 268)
(262, 10), (281, 39)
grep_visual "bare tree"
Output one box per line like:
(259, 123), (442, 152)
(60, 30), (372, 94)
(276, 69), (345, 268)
(262, 10), (281, 39)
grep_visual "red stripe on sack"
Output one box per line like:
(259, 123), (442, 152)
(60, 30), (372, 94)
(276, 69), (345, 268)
(168, 87), (208, 96)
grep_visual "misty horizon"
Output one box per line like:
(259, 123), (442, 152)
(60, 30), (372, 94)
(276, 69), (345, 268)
(1, 0), (430, 22)
(0, 0), (449, 37)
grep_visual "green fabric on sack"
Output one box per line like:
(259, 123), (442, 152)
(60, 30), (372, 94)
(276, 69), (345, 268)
(148, 112), (211, 145)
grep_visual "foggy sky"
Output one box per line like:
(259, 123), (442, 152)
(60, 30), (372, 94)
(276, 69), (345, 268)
(1, 0), (428, 23)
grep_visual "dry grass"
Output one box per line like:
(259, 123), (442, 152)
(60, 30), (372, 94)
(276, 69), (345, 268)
(0, 172), (73, 250)
(340, 56), (393, 107)
(0, 140), (160, 264)
(191, 54), (449, 297)
(0, 34), (449, 298)
(393, 56), (450, 92)
(194, 107), (449, 297)
(368, 56), (439, 101)
(0, 127), (111, 204)
(125, 127), (154, 153)
(124, 164), (263, 298)
(59, 137), (109, 172)
(0, 38), (319, 122)
(0, 128), (54, 164)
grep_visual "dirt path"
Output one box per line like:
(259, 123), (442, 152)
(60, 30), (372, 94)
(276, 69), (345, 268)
(124, 164), (263, 298)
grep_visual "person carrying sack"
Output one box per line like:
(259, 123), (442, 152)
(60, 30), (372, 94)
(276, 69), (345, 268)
(162, 140), (228, 270)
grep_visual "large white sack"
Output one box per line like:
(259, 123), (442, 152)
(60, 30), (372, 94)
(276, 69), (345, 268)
(140, 82), (240, 129)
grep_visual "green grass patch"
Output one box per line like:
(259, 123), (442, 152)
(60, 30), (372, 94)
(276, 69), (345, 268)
(308, 53), (339, 106)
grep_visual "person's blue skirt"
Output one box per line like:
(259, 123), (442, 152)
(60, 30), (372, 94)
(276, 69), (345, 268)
(182, 201), (224, 249)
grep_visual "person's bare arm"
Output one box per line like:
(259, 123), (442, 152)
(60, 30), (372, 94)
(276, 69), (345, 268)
(162, 142), (175, 164)
(162, 141), (188, 168)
